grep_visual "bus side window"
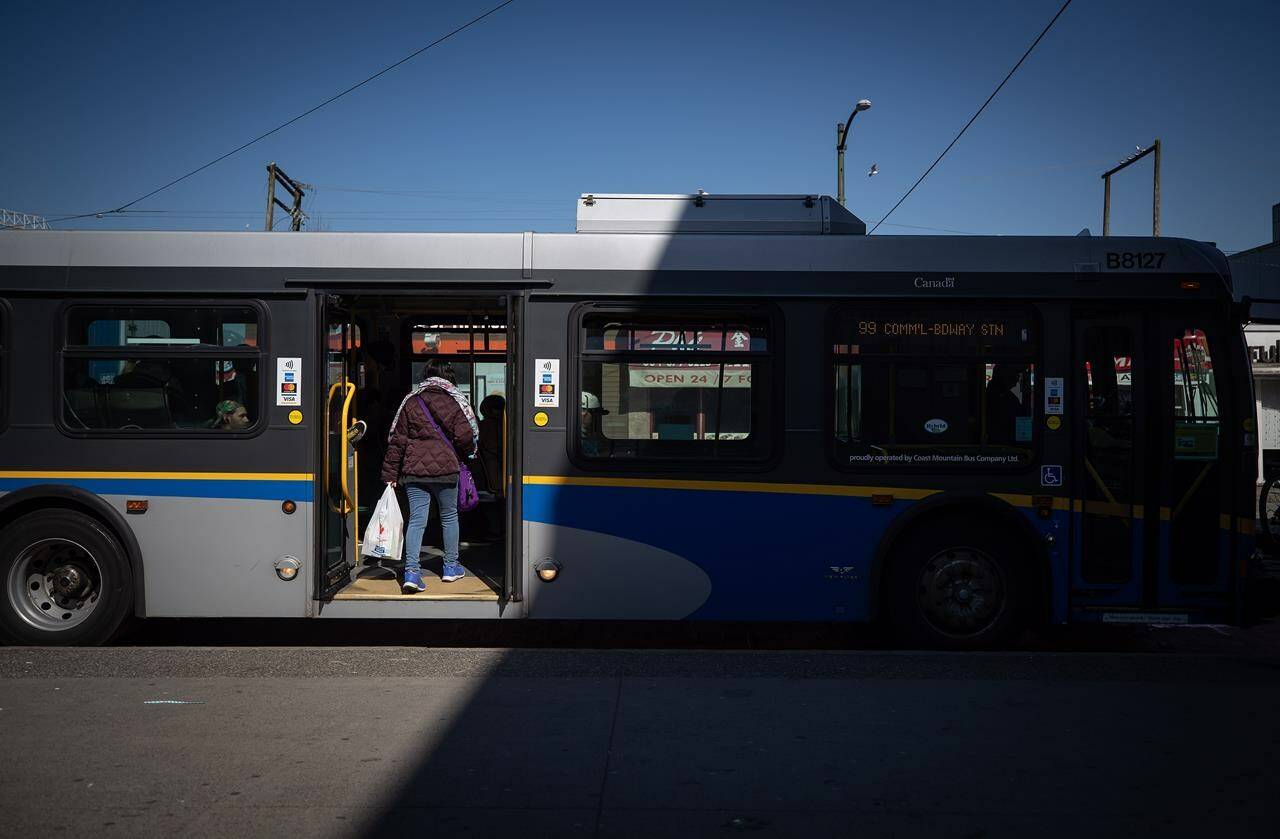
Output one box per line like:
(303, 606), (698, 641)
(830, 305), (1037, 468)
(1169, 327), (1221, 585)
(61, 304), (263, 433)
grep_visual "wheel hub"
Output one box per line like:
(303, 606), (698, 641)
(918, 548), (1005, 638)
(51, 565), (88, 597)
(6, 538), (102, 632)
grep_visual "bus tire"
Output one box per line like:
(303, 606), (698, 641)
(886, 516), (1030, 650)
(0, 510), (134, 646)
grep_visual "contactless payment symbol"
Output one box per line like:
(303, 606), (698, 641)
(1040, 465), (1063, 487)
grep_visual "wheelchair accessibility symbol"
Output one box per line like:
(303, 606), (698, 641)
(1040, 465), (1063, 487)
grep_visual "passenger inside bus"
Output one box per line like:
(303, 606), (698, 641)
(115, 356), (182, 394)
(477, 394), (505, 494)
(985, 364), (1027, 444)
(580, 391), (607, 456)
(209, 399), (251, 431)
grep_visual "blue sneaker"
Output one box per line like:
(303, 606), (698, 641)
(441, 562), (466, 583)
(402, 569), (425, 593)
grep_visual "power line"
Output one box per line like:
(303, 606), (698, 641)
(875, 222), (988, 235)
(310, 184), (565, 202)
(868, 0), (1073, 235)
(28, 0), (519, 229)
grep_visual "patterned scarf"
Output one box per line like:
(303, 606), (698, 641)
(387, 376), (479, 456)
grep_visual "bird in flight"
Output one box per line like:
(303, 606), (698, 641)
(867, 163), (878, 177)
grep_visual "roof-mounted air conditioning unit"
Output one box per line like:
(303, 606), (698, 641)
(575, 193), (866, 235)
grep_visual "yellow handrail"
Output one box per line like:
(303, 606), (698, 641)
(338, 381), (356, 514)
(324, 383), (346, 515)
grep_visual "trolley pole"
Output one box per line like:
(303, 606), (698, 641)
(836, 99), (872, 207)
(1101, 139), (1161, 237)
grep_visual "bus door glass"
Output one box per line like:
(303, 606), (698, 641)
(1071, 315), (1147, 606)
(1156, 317), (1232, 602)
(321, 304), (362, 598)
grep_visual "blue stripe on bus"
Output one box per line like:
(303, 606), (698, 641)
(524, 481), (901, 621)
(524, 481), (1068, 622)
(0, 477), (314, 502)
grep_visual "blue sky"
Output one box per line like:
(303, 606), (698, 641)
(3, 0), (1277, 250)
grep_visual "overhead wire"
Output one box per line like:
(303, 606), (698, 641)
(14, 0), (519, 230)
(868, 0), (1074, 235)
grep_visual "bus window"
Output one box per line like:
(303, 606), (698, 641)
(576, 311), (773, 463)
(1080, 324), (1137, 583)
(0, 301), (6, 431)
(409, 320), (506, 404)
(1169, 327), (1221, 584)
(830, 306), (1036, 468)
(62, 304), (262, 433)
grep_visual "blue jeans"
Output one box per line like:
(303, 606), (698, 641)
(403, 481), (459, 575)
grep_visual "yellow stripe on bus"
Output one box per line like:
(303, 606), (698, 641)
(0, 471), (314, 482)
(524, 475), (1072, 510)
(524, 474), (937, 499)
(525, 474), (1257, 536)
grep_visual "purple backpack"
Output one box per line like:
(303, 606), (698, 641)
(415, 394), (480, 512)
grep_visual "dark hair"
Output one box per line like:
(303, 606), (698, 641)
(425, 358), (457, 385)
(480, 394), (505, 419)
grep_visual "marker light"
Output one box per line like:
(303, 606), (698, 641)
(275, 556), (301, 581)
(282, 500), (297, 515)
(535, 559), (561, 583)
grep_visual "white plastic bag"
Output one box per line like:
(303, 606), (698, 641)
(362, 484), (404, 562)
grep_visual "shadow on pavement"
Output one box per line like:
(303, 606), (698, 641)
(114, 615), (1280, 655)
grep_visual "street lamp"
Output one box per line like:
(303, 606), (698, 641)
(836, 99), (872, 207)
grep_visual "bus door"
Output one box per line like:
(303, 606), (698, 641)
(1071, 311), (1236, 618)
(1071, 314), (1149, 609)
(320, 299), (363, 599)
(503, 292), (523, 608)
(1154, 314), (1233, 608)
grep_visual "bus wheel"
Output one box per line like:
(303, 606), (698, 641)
(0, 510), (133, 646)
(887, 518), (1028, 650)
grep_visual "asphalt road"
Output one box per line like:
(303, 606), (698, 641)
(2, 624), (1280, 838)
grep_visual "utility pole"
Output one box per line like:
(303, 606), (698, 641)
(836, 123), (845, 207)
(1101, 139), (1161, 237)
(264, 162), (311, 231)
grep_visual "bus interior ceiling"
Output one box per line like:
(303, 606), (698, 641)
(334, 294), (508, 602)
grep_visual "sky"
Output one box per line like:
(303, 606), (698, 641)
(3, 0), (1278, 251)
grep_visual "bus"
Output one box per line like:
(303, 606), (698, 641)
(0, 194), (1257, 648)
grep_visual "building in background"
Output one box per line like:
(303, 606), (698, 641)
(1231, 203), (1280, 480)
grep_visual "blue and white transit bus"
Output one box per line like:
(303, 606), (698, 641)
(0, 194), (1257, 647)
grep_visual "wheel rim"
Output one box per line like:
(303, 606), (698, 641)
(5, 538), (102, 632)
(917, 546), (1005, 638)
(1262, 480), (1280, 545)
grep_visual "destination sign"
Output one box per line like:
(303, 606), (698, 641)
(855, 321), (1015, 338)
(836, 308), (1034, 356)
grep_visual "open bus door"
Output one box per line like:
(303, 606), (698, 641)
(320, 297), (364, 599)
(1070, 308), (1237, 622)
(503, 292), (524, 611)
